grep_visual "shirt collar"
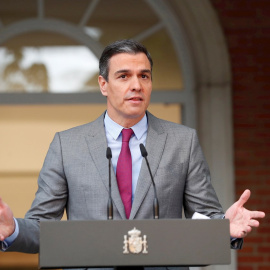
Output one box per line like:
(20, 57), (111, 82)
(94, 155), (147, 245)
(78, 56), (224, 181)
(104, 112), (148, 140)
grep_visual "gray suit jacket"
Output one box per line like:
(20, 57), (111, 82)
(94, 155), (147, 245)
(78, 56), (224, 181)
(6, 111), (224, 270)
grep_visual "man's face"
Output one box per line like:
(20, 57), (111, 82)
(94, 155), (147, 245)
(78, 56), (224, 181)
(99, 52), (152, 127)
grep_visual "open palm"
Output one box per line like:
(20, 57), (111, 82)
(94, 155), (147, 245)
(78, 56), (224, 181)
(225, 190), (265, 238)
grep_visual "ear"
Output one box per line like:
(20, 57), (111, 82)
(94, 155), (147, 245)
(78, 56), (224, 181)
(98, 75), (108, 97)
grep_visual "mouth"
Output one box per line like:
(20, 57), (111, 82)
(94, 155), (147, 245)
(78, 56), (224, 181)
(128, 97), (143, 101)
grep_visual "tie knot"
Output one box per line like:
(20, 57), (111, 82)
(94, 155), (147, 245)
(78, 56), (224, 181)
(121, 128), (134, 142)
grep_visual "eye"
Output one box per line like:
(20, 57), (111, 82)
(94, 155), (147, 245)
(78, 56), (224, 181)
(141, 74), (149, 79)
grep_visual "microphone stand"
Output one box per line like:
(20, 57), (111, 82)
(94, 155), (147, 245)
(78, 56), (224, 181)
(139, 144), (159, 219)
(106, 147), (113, 220)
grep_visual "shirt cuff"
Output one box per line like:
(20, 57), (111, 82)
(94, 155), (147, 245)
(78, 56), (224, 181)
(231, 237), (243, 249)
(1, 218), (19, 251)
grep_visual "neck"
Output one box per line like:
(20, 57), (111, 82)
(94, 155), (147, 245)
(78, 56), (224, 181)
(107, 111), (146, 128)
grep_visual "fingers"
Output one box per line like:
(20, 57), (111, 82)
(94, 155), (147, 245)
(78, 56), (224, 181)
(0, 197), (7, 209)
(0, 234), (5, 241)
(243, 226), (252, 237)
(237, 230), (248, 238)
(250, 210), (265, 219)
(237, 189), (251, 207)
(0, 197), (7, 213)
(248, 213), (265, 227)
(238, 226), (252, 238)
(248, 219), (260, 228)
(234, 214), (265, 238)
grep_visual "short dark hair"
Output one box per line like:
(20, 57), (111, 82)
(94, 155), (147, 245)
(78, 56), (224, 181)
(99, 39), (153, 81)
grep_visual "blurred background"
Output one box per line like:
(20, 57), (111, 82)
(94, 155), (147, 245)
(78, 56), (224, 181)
(0, 0), (269, 269)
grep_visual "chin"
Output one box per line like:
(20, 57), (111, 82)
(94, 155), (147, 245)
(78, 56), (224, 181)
(127, 108), (144, 116)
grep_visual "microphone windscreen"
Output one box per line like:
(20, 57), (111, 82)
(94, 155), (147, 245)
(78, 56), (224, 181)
(139, 143), (148, 157)
(106, 147), (112, 159)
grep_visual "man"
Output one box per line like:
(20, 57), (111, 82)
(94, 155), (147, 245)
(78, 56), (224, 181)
(0, 40), (265, 269)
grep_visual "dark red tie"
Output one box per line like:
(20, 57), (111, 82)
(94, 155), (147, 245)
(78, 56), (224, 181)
(116, 128), (134, 219)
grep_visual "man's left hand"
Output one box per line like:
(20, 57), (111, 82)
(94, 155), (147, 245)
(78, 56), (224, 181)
(225, 189), (265, 238)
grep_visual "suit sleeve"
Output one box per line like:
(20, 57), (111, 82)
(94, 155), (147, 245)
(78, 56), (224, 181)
(5, 133), (68, 253)
(183, 129), (224, 219)
(183, 130), (243, 249)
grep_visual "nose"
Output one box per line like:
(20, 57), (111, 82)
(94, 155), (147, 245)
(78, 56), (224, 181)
(130, 76), (141, 91)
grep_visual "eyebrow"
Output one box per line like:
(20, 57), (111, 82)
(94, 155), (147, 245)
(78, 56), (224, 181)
(114, 69), (152, 76)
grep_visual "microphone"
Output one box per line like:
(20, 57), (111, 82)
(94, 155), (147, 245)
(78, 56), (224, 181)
(139, 144), (159, 219)
(106, 147), (113, 220)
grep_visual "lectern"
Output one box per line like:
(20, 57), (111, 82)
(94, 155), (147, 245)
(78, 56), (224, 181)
(39, 219), (230, 269)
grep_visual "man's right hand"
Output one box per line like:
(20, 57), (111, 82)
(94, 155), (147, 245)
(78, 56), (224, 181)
(0, 197), (15, 241)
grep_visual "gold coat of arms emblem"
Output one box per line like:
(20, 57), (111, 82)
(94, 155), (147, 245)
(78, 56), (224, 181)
(123, 227), (148, 254)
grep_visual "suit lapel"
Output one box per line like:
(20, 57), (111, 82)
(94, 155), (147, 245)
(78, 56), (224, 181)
(130, 112), (167, 219)
(84, 114), (126, 219)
